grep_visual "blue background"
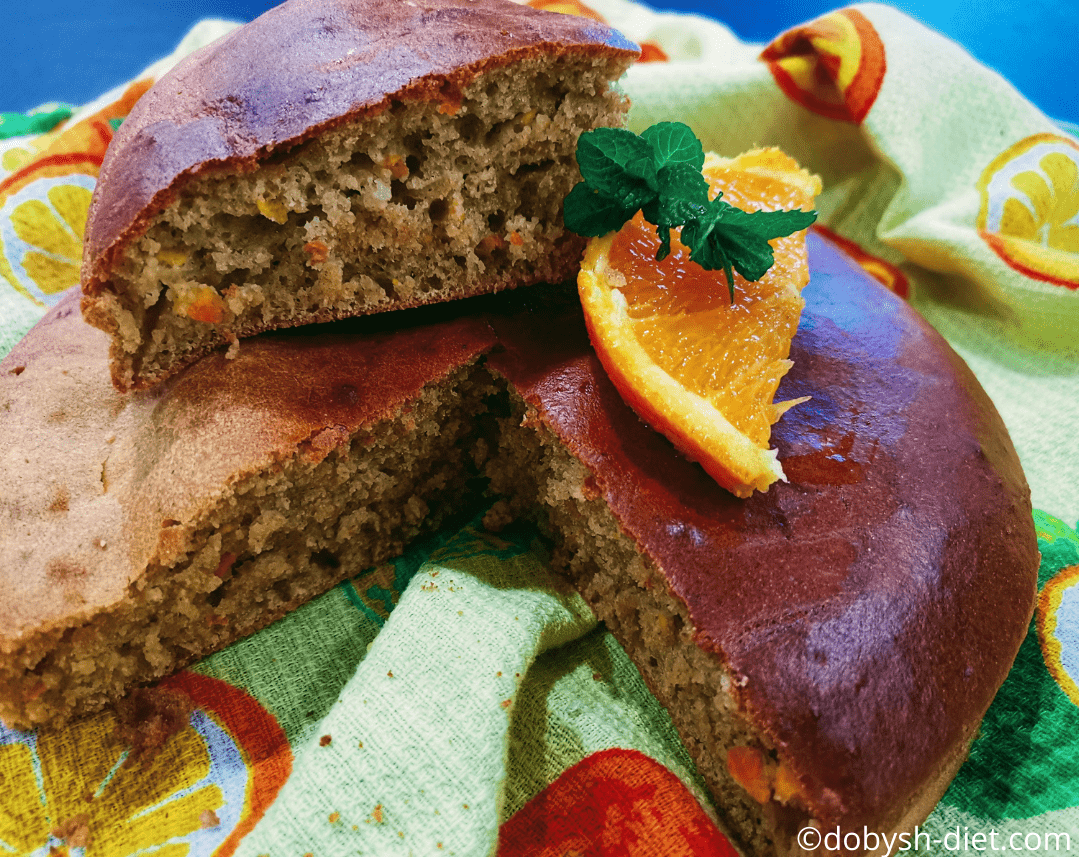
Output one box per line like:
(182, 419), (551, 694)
(4, 0), (1078, 123)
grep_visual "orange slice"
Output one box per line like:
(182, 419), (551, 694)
(577, 148), (821, 497)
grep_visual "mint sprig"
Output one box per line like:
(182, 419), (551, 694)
(564, 122), (817, 300)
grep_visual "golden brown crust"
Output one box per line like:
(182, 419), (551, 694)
(0, 289), (497, 644)
(486, 232), (1039, 831)
(79, 0), (637, 299)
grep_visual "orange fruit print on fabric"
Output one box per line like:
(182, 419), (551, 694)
(162, 670), (293, 855)
(760, 9), (886, 124)
(498, 748), (738, 856)
(977, 133), (1079, 288)
(526, 0), (669, 61)
(0, 79), (152, 204)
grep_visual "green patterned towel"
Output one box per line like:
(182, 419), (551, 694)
(1, 2), (1077, 855)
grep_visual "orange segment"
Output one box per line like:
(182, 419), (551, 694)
(577, 148), (820, 497)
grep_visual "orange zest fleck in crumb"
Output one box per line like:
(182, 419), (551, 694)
(303, 240), (329, 264)
(382, 154), (409, 180)
(183, 287), (226, 324)
(476, 233), (506, 254)
(214, 552), (237, 578)
(438, 100), (461, 116)
(726, 745), (771, 803)
(156, 248), (188, 267)
(508, 231), (524, 246)
(772, 761), (803, 805)
(257, 198), (289, 223)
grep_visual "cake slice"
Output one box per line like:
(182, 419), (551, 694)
(0, 291), (502, 730)
(1, 235), (1037, 854)
(80, 0), (638, 391)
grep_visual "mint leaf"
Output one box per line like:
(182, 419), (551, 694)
(682, 200), (736, 295)
(736, 207), (819, 242)
(711, 230), (774, 286)
(678, 194), (726, 252)
(708, 206), (817, 282)
(577, 128), (656, 205)
(642, 163), (709, 260)
(563, 122), (818, 301)
(563, 183), (639, 237)
(642, 121), (705, 173)
(624, 154), (659, 193)
(682, 200), (818, 298)
(654, 163), (709, 220)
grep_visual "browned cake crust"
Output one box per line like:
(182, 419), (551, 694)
(4, 235), (1037, 853)
(485, 232), (1039, 844)
(79, 0), (638, 391)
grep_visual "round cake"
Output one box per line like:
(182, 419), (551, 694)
(0, 232), (1037, 854)
(80, 0), (638, 391)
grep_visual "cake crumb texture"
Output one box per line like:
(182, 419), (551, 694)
(79, 0), (638, 390)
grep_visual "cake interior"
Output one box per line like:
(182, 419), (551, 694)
(99, 54), (628, 388)
(6, 363), (501, 729)
(484, 388), (814, 856)
(2, 353), (815, 856)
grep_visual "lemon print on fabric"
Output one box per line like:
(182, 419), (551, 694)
(1039, 562), (1079, 708)
(0, 80), (152, 308)
(0, 671), (290, 856)
(944, 510), (1079, 817)
(1, 142), (37, 175)
(760, 9), (887, 124)
(0, 176), (94, 306)
(978, 134), (1079, 288)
